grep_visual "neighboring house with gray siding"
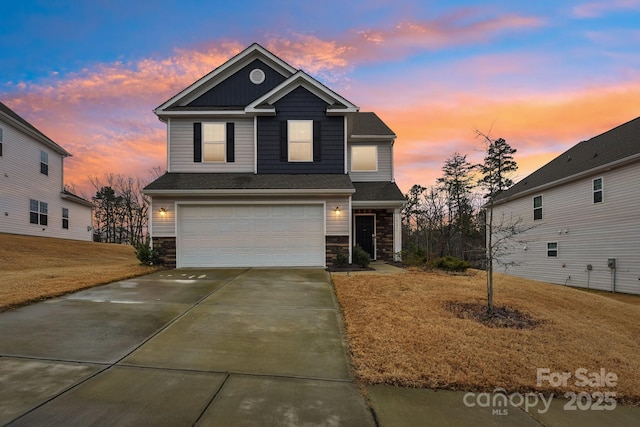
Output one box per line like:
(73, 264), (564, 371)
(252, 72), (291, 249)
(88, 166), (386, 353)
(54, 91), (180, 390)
(491, 116), (640, 294)
(0, 101), (93, 241)
(144, 43), (405, 268)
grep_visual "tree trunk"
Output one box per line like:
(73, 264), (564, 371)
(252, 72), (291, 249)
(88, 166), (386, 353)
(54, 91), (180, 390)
(487, 201), (494, 316)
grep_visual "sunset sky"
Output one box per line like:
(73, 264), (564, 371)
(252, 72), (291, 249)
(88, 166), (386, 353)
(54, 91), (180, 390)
(2, 0), (640, 197)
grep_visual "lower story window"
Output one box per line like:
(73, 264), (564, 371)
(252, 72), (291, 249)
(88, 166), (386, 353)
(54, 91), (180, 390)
(547, 242), (558, 258)
(62, 207), (69, 229)
(29, 199), (48, 226)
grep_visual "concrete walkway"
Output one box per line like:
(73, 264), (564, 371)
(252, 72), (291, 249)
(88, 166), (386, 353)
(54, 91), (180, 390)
(0, 268), (375, 426)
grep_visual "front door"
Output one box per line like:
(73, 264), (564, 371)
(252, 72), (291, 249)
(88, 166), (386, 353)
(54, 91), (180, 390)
(355, 215), (375, 259)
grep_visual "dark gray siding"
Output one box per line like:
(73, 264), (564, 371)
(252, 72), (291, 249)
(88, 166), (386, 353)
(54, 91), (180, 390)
(257, 87), (344, 174)
(188, 59), (287, 107)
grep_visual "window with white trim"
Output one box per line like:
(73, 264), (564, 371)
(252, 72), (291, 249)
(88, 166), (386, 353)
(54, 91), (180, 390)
(202, 123), (226, 162)
(62, 207), (69, 229)
(593, 177), (603, 204)
(40, 150), (48, 175)
(351, 146), (378, 172)
(533, 195), (543, 220)
(29, 199), (48, 225)
(288, 120), (313, 162)
(547, 242), (558, 258)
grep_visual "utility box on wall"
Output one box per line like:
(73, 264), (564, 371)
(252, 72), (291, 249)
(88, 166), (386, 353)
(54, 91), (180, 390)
(607, 258), (616, 269)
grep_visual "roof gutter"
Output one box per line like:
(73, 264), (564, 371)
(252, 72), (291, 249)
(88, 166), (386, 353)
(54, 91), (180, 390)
(352, 200), (405, 208)
(143, 188), (356, 197)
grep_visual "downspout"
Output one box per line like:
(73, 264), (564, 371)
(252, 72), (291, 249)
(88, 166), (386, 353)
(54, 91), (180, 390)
(611, 267), (616, 293)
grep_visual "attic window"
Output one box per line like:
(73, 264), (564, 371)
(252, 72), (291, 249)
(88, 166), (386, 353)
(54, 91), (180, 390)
(249, 68), (265, 84)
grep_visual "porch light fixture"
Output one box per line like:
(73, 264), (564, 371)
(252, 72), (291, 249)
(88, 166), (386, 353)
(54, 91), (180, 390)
(334, 206), (341, 216)
(159, 207), (167, 217)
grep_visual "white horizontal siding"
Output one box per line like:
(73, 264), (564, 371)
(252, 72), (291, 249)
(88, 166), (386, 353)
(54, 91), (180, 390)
(168, 118), (254, 173)
(0, 117), (92, 240)
(151, 197), (176, 237)
(325, 196), (349, 235)
(493, 163), (640, 295)
(347, 141), (392, 182)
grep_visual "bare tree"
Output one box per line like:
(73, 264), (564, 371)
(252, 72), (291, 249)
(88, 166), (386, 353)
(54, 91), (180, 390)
(89, 167), (163, 245)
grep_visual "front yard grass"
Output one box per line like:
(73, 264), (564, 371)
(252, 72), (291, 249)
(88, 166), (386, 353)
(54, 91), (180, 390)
(333, 270), (640, 405)
(0, 233), (160, 311)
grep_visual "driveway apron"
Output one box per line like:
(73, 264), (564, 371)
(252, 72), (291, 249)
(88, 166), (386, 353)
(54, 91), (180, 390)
(0, 268), (375, 426)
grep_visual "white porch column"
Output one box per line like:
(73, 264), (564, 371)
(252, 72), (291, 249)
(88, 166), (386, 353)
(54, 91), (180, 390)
(393, 208), (402, 261)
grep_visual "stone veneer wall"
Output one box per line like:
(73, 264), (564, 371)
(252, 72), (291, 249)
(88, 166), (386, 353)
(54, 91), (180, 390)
(153, 237), (176, 268)
(353, 209), (395, 261)
(326, 235), (350, 266)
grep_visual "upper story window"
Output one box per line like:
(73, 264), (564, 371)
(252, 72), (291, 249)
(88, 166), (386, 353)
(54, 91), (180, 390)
(40, 150), (49, 175)
(29, 199), (48, 226)
(593, 177), (603, 204)
(0, 127), (3, 157)
(288, 120), (313, 162)
(62, 207), (69, 229)
(533, 195), (543, 220)
(351, 146), (378, 172)
(202, 123), (226, 162)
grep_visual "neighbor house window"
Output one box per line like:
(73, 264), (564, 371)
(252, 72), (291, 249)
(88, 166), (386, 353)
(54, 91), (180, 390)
(351, 146), (378, 172)
(202, 123), (226, 162)
(533, 195), (543, 220)
(0, 127), (3, 156)
(547, 242), (558, 258)
(593, 177), (603, 204)
(40, 150), (48, 175)
(62, 207), (69, 229)
(288, 120), (313, 162)
(29, 199), (48, 225)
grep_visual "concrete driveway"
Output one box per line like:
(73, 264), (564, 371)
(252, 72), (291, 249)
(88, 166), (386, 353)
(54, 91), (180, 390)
(0, 268), (375, 426)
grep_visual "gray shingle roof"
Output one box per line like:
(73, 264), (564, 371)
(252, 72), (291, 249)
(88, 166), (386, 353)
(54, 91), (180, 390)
(144, 173), (355, 192)
(351, 112), (395, 137)
(0, 101), (71, 156)
(352, 181), (405, 202)
(495, 116), (640, 203)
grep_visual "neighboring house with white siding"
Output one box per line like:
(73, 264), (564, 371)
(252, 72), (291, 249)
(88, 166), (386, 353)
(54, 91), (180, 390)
(0, 101), (93, 241)
(491, 116), (640, 295)
(144, 43), (405, 268)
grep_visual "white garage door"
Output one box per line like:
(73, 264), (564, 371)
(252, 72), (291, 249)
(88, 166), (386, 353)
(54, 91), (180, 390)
(178, 204), (325, 268)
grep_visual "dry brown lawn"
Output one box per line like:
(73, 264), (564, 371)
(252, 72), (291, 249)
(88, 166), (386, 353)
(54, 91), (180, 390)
(333, 270), (640, 405)
(0, 233), (160, 311)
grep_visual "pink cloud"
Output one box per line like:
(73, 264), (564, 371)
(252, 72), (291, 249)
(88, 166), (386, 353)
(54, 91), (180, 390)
(572, 0), (640, 18)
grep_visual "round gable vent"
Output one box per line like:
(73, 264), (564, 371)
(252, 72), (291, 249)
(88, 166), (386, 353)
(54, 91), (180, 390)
(249, 68), (265, 84)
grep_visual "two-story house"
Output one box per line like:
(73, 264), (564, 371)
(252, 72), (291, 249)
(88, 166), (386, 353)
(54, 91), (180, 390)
(491, 116), (640, 294)
(0, 101), (93, 241)
(144, 43), (405, 268)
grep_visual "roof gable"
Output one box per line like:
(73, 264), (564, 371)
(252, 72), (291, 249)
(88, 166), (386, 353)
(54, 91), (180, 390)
(495, 115), (640, 203)
(0, 101), (71, 156)
(155, 43), (296, 114)
(245, 70), (358, 115)
(184, 58), (288, 108)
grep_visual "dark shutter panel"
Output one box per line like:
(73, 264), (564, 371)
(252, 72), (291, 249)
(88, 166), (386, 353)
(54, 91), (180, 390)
(280, 121), (288, 162)
(193, 122), (202, 163)
(226, 122), (235, 162)
(313, 120), (321, 162)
